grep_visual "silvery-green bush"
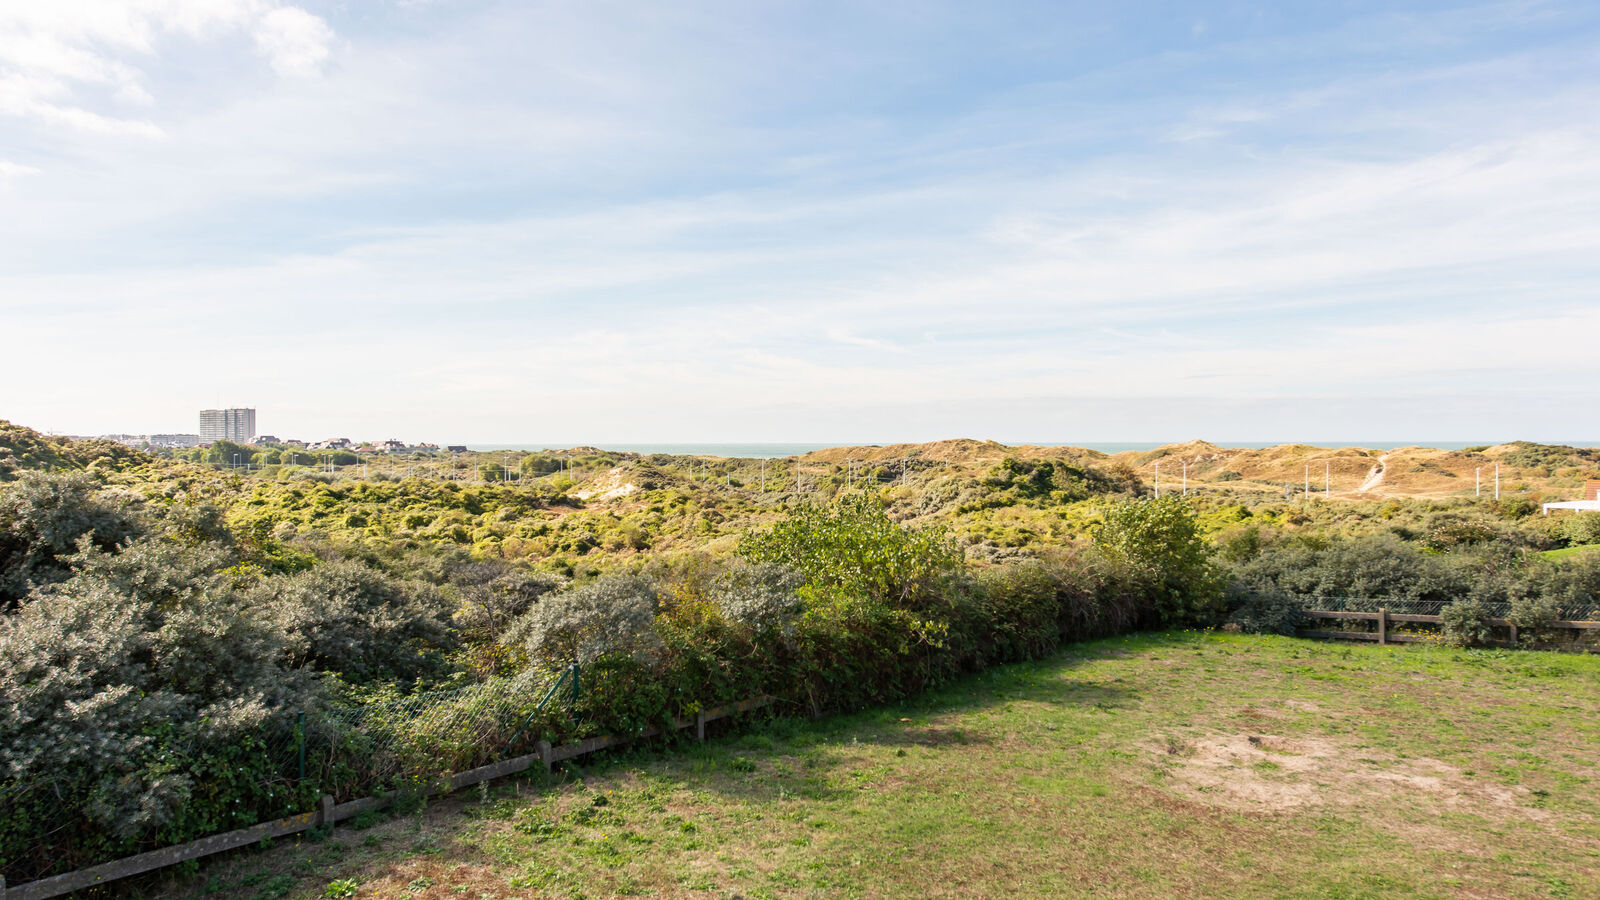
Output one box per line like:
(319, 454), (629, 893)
(449, 564), (564, 644)
(0, 536), (313, 864)
(249, 561), (455, 684)
(504, 573), (660, 667)
(0, 471), (140, 608)
(707, 561), (802, 638)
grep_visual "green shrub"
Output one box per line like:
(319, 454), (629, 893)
(1093, 497), (1223, 626)
(252, 562), (454, 683)
(738, 495), (962, 611)
(1226, 591), (1303, 635)
(1229, 535), (1465, 609)
(1440, 599), (1494, 647)
(707, 561), (803, 639)
(0, 472), (141, 608)
(504, 574), (660, 667)
(0, 537), (316, 880)
(1564, 514), (1600, 546)
(1507, 595), (1561, 643)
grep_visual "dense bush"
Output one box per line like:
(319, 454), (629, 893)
(737, 494), (963, 611)
(1419, 511), (1518, 551)
(1093, 497), (1223, 625)
(1536, 553), (1600, 613)
(1227, 530), (1600, 630)
(504, 573), (661, 667)
(978, 457), (1126, 506)
(1566, 514), (1600, 546)
(706, 561), (804, 639)
(0, 474), (495, 881)
(250, 562), (456, 685)
(0, 536), (316, 877)
(1507, 594), (1561, 643)
(0, 472), (141, 608)
(1225, 590), (1303, 635)
(1440, 599), (1494, 647)
(1229, 534), (1465, 608)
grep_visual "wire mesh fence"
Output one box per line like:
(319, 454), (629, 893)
(1299, 596), (1600, 620)
(1, 665), (579, 885)
(301, 665), (573, 801)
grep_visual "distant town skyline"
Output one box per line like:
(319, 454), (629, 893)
(3, 2), (1599, 443)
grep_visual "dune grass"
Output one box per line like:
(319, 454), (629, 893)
(154, 632), (1600, 899)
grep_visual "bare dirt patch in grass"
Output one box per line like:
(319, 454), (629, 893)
(150, 634), (1600, 899)
(1157, 731), (1549, 824)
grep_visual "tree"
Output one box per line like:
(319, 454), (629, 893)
(203, 440), (254, 466)
(1093, 497), (1223, 625)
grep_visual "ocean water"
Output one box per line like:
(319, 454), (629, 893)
(465, 440), (1595, 459)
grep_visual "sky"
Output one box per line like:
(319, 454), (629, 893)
(2, 0), (1598, 445)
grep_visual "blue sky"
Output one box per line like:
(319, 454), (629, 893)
(2, 1), (1597, 444)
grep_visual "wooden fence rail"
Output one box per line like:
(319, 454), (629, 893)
(1298, 609), (1600, 648)
(1, 697), (775, 900)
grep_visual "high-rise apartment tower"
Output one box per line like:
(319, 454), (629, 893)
(199, 408), (256, 443)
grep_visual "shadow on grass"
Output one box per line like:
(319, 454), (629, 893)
(148, 632), (1166, 898)
(552, 632), (1156, 806)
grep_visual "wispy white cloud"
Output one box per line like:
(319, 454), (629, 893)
(0, 159), (42, 180)
(0, 0), (333, 136)
(254, 7), (334, 78)
(2, 1), (1598, 441)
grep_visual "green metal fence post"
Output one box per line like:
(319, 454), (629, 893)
(296, 711), (307, 783)
(570, 662), (580, 709)
(503, 666), (574, 755)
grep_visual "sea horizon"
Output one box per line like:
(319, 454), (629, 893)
(464, 440), (1600, 459)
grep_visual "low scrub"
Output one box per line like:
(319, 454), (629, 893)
(1, 489), (1188, 884)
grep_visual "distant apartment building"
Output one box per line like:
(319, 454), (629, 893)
(199, 408), (256, 444)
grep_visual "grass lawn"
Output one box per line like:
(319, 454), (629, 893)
(155, 633), (1600, 899)
(1538, 545), (1600, 561)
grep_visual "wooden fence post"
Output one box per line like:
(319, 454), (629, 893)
(317, 795), (335, 830)
(695, 711), (706, 742)
(537, 740), (553, 773)
(1378, 608), (1388, 645)
(1509, 623), (1519, 645)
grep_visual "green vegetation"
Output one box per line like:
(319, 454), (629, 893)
(2, 420), (1598, 895)
(174, 633), (1600, 899)
(1542, 544), (1600, 561)
(1093, 495), (1224, 625)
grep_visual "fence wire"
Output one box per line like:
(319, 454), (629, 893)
(298, 666), (571, 801)
(1300, 596), (1600, 620)
(2, 667), (577, 885)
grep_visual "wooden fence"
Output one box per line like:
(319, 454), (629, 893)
(0, 697), (775, 900)
(1299, 609), (1600, 648)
